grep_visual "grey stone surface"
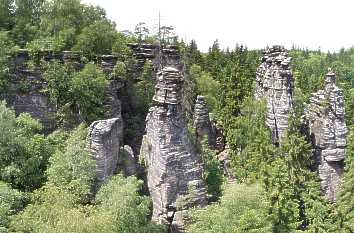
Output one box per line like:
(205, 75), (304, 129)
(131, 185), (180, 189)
(305, 69), (348, 202)
(255, 45), (294, 144)
(118, 145), (137, 177)
(140, 66), (207, 232)
(193, 95), (216, 147)
(87, 117), (123, 191)
(7, 68), (56, 134)
(5, 50), (123, 133)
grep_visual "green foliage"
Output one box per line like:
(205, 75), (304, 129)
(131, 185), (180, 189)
(0, 31), (13, 99)
(200, 138), (224, 201)
(189, 64), (220, 112)
(112, 61), (127, 80)
(73, 20), (117, 56)
(186, 183), (272, 233)
(12, 175), (165, 233)
(0, 101), (53, 191)
(70, 62), (108, 123)
(42, 60), (73, 107)
(0, 181), (27, 231)
(46, 124), (95, 202)
(123, 60), (154, 143)
(262, 116), (333, 232)
(0, 0), (15, 30)
(112, 32), (133, 59)
(334, 126), (354, 232)
(226, 98), (272, 181)
(134, 60), (154, 113)
(93, 175), (165, 233)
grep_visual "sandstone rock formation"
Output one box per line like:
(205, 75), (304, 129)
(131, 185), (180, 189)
(305, 69), (347, 201)
(255, 45), (294, 144)
(140, 67), (207, 232)
(87, 117), (123, 191)
(5, 50), (123, 133)
(118, 145), (137, 177)
(193, 95), (215, 147)
(7, 66), (56, 134)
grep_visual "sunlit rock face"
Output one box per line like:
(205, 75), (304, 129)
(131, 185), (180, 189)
(193, 95), (216, 147)
(140, 67), (207, 232)
(87, 117), (123, 192)
(255, 45), (294, 144)
(306, 69), (348, 202)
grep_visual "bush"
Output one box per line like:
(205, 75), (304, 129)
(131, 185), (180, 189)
(186, 183), (272, 233)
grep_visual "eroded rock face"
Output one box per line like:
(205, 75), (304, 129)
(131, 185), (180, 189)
(193, 95), (215, 147)
(140, 67), (207, 232)
(305, 69), (347, 201)
(87, 117), (123, 191)
(7, 68), (56, 134)
(6, 50), (123, 133)
(255, 45), (294, 144)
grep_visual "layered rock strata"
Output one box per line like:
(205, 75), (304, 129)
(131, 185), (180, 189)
(6, 50), (123, 133)
(255, 45), (294, 144)
(140, 67), (207, 232)
(87, 117), (123, 191)
(305, 69), (347, 201)
(193, 95), (215, 147)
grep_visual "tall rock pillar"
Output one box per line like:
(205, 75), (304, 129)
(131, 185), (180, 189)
(255, 45), (294, 144)
(140, 67), (207, 232)
(305, 69), (347, 201)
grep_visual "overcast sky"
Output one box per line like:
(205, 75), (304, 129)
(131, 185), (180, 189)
(82, 0), (354, 52)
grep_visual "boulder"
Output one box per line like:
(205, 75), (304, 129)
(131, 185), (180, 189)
(87, 117), (123, 191)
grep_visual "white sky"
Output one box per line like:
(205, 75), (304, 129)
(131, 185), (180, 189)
(82, 0), (354, 52)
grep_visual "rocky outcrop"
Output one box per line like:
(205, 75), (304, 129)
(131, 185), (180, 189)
(140, 67), (207, 232)
(193, 95), (215, 147)
(87, 117), (123, 191)
(255, 45), (294, 144)
(5, 50), (123, 133)
(305, 69), (347, 201)
(7, 67), (56, 134)
(128, 43), (193, 117)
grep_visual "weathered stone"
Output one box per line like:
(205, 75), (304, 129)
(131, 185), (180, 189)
(118, 145), (137, 177)
(6, 68), (56, 134)
(193, 95), (215, 147)
(305, 69), (348, 202)
(87, 117), (123, 191)
(5, 50), (123, 133)
(255, 45), (294, 144)
(217, 145), (235, 180)
(140, 66), (207, 232)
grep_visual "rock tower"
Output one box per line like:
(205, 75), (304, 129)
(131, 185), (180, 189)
(140, 67), (207, 232)
(255, 45), (294, 144)
(305, 69), (347, 201)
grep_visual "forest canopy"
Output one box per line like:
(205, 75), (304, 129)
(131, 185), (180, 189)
(0, 0), (353, 233)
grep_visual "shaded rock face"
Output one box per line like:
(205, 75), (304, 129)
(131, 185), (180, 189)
(7, 68), (56, 134)
(140, 67), (207, 232)
(305, 69), (347, 202)
(255, 45), (294, 144)
(87, 117), (123, 191)
(5, 50), (123, 133)
(118, 145), (137, 177)
(193, 95), (215, 147)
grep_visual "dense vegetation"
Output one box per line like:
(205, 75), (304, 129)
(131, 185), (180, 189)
(0, 0), (353, 232)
